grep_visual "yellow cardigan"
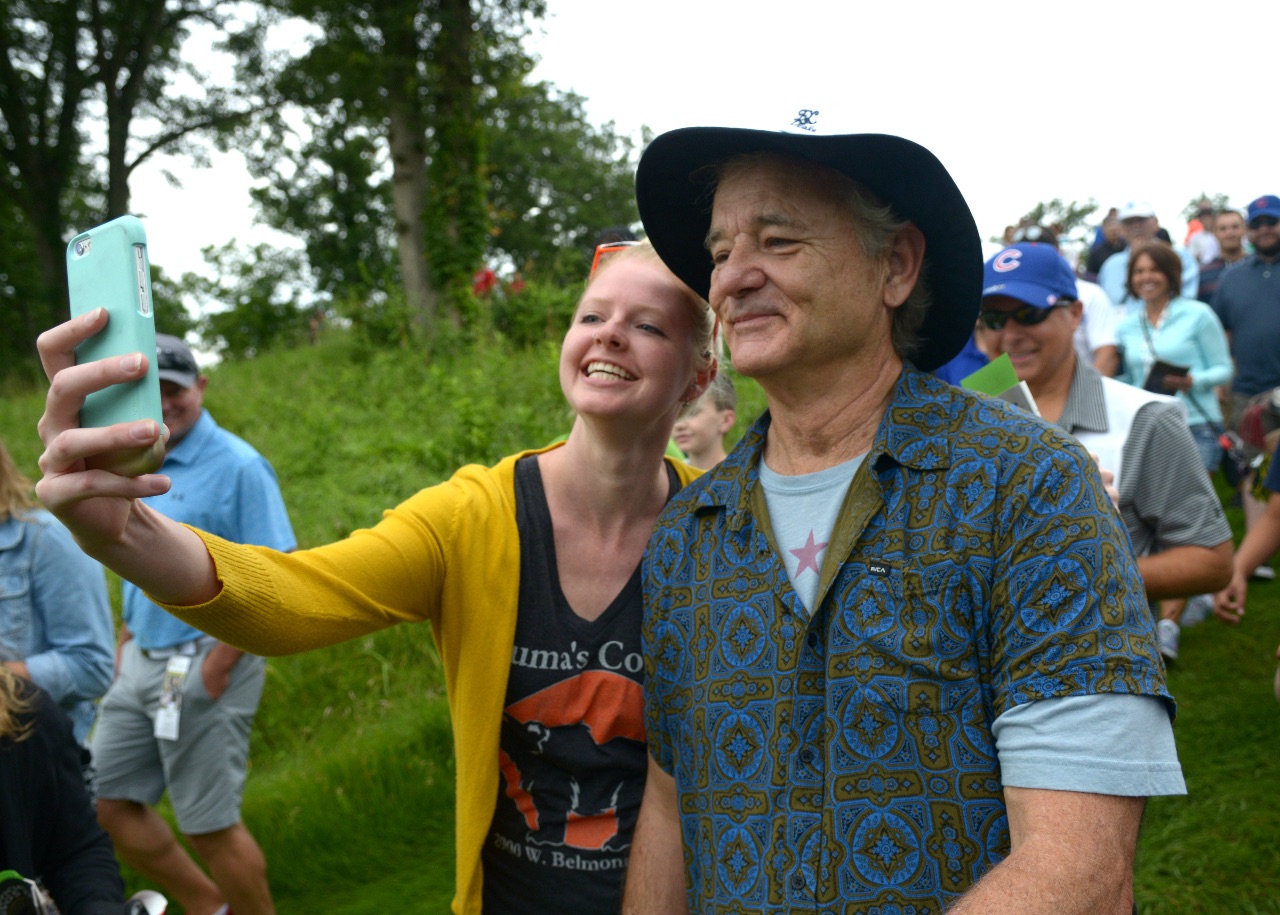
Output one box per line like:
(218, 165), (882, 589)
(160, 443), (699, 914)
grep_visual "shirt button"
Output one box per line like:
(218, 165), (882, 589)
(799, 746), (817, 765)
(806, 631), (820, 650)
(790, 872), (806, 891)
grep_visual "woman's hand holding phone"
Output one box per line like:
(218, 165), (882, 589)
(37, 310), (223, 608)
(35, 308), (170, 553)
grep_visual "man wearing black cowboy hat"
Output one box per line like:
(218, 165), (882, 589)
(627, 112), (1184, 913)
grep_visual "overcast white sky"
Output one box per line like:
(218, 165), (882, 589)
(130, 0), (1277, 283)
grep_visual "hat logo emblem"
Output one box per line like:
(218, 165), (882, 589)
(791, 109), (820, 132)
(992, 249), (1022, 273)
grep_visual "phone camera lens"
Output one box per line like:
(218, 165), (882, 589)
(74, 241), (86, 256)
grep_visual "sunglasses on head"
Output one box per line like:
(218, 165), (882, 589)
(589, 240), (642, 277)
(1249, 215), (1279, 229)
(978, 302), (1072, 331)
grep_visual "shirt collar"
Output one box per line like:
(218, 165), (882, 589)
(692, 366), (960, 527)
(163, 409), (216, 467)
(1055, 354), (1108, 436)
(0, 515), (25, 551)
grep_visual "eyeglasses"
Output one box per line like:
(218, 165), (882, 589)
(1248, 216), (1279, 229)
(977, 302), (1073, 331)
(590, 240), (642, 277)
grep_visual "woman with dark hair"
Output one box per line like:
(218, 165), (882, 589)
(1114, 241), (1234, 657)
(1115, 241), (1233, 472)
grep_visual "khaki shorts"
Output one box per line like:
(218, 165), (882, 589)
(91, 638), (265, 835)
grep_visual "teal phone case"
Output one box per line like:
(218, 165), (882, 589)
(66, 215), (164, 474)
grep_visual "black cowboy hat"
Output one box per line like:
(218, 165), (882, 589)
(635, 123), (981, 372)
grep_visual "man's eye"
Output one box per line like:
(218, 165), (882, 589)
(639, 323), (666, 336)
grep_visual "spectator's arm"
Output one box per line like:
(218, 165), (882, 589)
(1215, 492), (1280, 622)
(947, 787), (1143, 914)
(1137, 540), (1233, 600)
(1191, 308), (1234, 391)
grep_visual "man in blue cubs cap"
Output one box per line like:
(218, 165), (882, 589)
(626, 111), (1186, 914)
(982, 243), (1232, 664)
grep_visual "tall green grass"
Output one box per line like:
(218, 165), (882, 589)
(2, 333), (1277, 911)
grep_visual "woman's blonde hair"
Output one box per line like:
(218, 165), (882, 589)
(587, 239), (719, 372)
(0, 440), (39, 522)
(0, 667), (35, 743)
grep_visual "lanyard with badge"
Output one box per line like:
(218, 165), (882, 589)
(154, 655), (192, 741)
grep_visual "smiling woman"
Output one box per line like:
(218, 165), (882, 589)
(32, 242), (715, 915)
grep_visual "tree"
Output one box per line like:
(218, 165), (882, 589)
(0, 0), (270, 369)
(183, 242), (315, 359)
(1012, 198), (1100, 243)
(1183, 193), (1230, 223)
(239, 0), (639, 346)
(90, 0), (272, 219)
(242, 0), (523, 343)
(0, 0), (97, 345)
(482, 79), (642, 282)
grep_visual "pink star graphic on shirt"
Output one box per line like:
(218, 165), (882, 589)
(789, 530), (828, 578)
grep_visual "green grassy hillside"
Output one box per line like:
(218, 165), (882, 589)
(2, 332), (1277, 912)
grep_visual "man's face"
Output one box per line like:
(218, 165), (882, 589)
(1248, 215), (1280, 258)
(160, 376), (207, 450)
(1120, 216), (1157, 247)
(706, 156), (898, 385)
(983, 294), (1081, 394)
(1214, 212), (1246, 256)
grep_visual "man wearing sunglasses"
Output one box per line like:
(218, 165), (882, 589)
(625, 113), (1185, 915)
(1212, 195), (1280, 550)
(982, 243), (1232, 661)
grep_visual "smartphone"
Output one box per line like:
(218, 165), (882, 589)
(66, 215), (165, 475)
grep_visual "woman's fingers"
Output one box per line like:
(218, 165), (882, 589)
(37, 308), (109, 380)
(38, 347), (153, 446)
(36, 465), (169, 510)
(39, 420), (164, 476)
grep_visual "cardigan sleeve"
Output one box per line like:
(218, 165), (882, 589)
(153, 459), (516, 656)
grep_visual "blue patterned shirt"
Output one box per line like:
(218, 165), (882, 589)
(642, 368), (1170, 913)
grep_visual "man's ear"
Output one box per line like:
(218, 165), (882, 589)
(1067, 299), (1084, 331)
(716, 409), (737, 435)
(883, 224), (926, 308)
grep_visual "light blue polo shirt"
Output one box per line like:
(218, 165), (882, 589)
(122, 409), (295, 650)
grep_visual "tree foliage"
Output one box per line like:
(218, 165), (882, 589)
(1, 0), (644, 370)
(0, 0), (269, 373)
(1183, 193), (1231, 222)
(1013, 198), (1100, 242)
(183, 242), (317, 359)
(238, 0), (636, 346)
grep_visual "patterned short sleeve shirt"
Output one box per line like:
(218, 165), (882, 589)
(642, 368), (1170, 914)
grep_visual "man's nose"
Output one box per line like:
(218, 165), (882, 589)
(711, 245), (766, 301)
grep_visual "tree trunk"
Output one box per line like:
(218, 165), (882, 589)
(426, 0), (487, 332)
(384, 56), (435, 332)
